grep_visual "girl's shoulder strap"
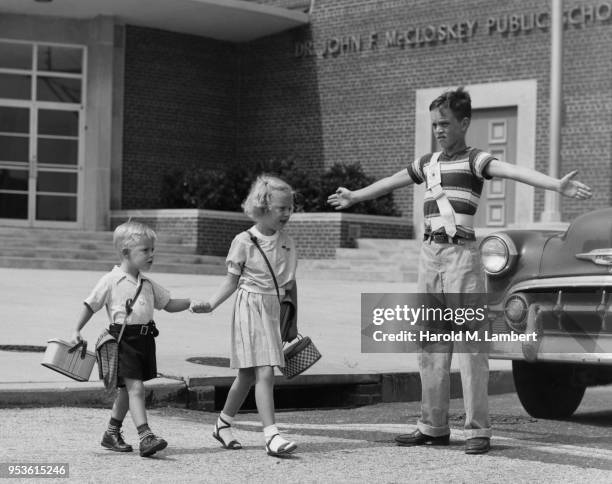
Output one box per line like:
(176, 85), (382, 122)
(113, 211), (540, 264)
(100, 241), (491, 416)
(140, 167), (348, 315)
(247, 230), (281, 300)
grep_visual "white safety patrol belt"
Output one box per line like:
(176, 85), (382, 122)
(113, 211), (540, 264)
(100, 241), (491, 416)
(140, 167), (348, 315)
(424, 152), (474, 237)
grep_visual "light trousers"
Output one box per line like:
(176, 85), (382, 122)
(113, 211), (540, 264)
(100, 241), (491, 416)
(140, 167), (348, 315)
(415, 239), (492, 439)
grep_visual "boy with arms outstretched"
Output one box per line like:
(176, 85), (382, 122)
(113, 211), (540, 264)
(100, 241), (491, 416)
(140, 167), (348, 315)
(328, 87), (591, 454)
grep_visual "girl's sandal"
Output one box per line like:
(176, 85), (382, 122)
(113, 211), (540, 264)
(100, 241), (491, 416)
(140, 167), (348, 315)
(265, 434), (297, 457)
(212, 417), (242, 450)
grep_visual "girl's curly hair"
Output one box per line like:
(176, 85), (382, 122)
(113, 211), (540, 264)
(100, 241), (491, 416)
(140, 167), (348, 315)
(242, 175), (293, 220)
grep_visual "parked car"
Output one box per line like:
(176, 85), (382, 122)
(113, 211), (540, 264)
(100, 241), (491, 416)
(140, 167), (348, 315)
(481, 207), (612, 418)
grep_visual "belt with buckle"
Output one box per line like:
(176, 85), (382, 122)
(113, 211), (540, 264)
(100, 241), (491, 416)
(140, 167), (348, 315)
(110, 321), (159, 337)
(423, 232), (472, 245)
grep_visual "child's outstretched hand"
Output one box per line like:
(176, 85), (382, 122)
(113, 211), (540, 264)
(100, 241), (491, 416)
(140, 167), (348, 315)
(327, 187), (354, 210)
(558, 170), (592, 200)
(190, 301), (212, 313)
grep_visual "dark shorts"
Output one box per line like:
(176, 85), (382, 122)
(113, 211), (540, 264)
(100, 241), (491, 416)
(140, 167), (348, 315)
(109, 327), (157, 386)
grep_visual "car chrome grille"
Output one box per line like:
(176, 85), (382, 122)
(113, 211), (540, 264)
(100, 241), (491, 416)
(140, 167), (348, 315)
(522, 288), (612, 335)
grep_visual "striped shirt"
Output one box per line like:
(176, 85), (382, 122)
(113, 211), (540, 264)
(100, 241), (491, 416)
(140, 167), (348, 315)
(407, 147), (496, 239)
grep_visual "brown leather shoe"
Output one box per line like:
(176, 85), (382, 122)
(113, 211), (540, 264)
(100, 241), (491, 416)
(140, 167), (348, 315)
(101, 431), (133, 452)
(395, 430), (450, 446)
(465, 437), (490, 454)
(139, 434), (168, 457)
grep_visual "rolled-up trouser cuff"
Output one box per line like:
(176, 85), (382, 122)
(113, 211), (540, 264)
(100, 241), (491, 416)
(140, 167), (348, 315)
(463, 427), (492, 439)
(417, 420), (450, 438)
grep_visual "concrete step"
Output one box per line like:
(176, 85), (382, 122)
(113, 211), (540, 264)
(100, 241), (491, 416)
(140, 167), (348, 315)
(298, 259), (418, 282)
(0, 227), (225, 274)
(0, 236), (198, 254)
(355, 238), (421, 251)
(300, 259), (417, 271)
(0, 246), (224, 265)
(0, 256), (227, 275)
(335, 247), (421, 261)
(0, 227), (183, 244)
(297, 267), (417, 282)
(151, 262), (226, 275)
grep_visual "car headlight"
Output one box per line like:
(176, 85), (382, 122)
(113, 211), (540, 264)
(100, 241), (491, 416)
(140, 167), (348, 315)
(480, 234), (517, 276)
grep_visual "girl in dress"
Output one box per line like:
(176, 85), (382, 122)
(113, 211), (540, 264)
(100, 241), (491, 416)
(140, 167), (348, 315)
(191, 175), (298, 457)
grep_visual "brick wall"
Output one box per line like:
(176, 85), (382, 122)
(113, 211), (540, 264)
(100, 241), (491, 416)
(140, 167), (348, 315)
(120, 1), (612, 224)
(110, 210), (252, 256)
(236, 29), (325, 175)
(284, 215), (411, 258)
(285, 220), (342, 258)
(111, 210), (411, 259)
(195, 216), (253, 256)
(557, 2), (612, 220)
(122, 26), (238, 209)
(244, 0), (311, 10)
(110, 213), (200, 246)
(239, 0), (612, 222)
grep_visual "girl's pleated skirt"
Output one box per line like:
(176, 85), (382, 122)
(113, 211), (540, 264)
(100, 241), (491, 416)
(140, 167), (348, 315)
(230, 288), (285, 369)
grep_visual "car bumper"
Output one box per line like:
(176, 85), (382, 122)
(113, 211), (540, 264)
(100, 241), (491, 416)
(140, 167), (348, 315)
(488, 283), (612, 364)
(490, 337), (612, 364)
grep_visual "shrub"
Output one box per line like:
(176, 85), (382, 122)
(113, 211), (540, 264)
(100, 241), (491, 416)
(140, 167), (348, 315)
(161, 158), (399, 216)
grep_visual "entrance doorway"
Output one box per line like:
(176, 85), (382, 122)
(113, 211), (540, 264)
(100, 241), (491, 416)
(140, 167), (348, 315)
(430, 106), (518, 229)
(467, 106), (517, 228)
(0, 39), (85, 227)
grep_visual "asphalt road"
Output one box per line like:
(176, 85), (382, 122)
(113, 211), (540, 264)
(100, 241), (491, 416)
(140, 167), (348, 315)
(2, 386), (612, 483)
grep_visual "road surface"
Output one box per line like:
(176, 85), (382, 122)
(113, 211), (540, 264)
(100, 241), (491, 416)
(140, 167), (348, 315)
(2, 386), (611, 483)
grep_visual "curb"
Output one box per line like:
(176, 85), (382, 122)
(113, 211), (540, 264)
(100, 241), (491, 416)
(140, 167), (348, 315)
(187, 370), (515, 410)
(0, 378), (187, 408)
(0, 371), (515, 410)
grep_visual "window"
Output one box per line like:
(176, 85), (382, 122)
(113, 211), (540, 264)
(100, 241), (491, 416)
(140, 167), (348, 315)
(0, 39), (85, 224)
(0, 40), (84, 105)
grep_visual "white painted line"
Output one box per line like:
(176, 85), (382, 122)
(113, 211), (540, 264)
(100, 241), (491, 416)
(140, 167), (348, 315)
(237, 421), (412, 432)
(236, 421), (612, 461)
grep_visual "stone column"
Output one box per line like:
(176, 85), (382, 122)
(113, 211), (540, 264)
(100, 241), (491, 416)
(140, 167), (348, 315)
(83, 15), (116, 230)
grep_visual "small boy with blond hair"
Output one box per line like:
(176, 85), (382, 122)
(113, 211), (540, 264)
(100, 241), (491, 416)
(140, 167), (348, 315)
(71, 221), (191, 457)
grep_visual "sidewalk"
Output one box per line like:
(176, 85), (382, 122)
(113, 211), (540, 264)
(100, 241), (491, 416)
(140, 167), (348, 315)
(0, 267), (513, 407)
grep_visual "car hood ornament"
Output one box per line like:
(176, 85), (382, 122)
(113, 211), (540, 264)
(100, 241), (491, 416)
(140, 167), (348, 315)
(575, 248), (612, 269)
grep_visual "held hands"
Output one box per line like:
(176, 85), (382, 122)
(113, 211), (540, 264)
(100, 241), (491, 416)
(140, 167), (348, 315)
(327, 187), (355, 210)
(190, 301), (213, 314)
(559, 170), (592, 200)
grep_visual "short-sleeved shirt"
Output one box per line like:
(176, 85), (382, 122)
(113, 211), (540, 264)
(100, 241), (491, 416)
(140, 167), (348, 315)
(84, 266), (171, 326)
(226, 226), (297, 295)
(407, 147), (497, 239)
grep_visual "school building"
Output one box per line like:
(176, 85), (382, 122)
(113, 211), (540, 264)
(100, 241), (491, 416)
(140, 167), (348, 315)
(0, 0), (610, 249)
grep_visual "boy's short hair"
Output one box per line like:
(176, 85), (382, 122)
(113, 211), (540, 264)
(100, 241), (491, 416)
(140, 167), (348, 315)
(242, 174), (293, 220)
(113, 220), (157, 253)
(429, 87), (472, 120)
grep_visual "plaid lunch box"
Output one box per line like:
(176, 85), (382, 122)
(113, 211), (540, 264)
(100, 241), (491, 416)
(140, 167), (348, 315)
(280, 336), (322, 380)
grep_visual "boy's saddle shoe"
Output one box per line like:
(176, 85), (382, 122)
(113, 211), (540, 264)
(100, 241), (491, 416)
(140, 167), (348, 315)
(465, 437), (490, 454)
(101, 431), (133, 452)
(139, 434), (168, 457)
(394, 430), (450, 446)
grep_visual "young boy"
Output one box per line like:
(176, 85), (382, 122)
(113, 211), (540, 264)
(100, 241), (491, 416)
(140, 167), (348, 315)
(328, 87), (592, 454)
(71, 221), (191, 457)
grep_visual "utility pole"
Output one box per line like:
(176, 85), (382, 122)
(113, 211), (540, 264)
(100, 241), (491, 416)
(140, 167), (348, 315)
(541, 0), (563, 222)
